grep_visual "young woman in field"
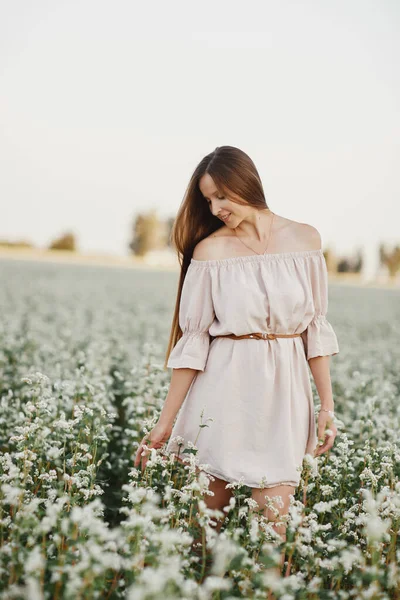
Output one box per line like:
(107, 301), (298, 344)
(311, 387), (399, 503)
(134, 145), (339, 563)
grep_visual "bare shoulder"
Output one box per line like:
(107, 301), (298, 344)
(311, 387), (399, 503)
(292, 220), (322, 250)
(192, 227), (232, 260)
(192, 217), (322, 260)
(270, 215), (322, 252)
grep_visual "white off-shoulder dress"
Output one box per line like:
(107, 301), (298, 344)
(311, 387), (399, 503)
(165, 248), (339, 489)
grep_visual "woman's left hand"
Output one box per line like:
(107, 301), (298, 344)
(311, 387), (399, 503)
(314, 411), (337, 457)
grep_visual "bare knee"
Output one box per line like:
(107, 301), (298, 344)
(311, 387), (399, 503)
(172, 456), (233, 512)
(251, 484), (295, 540)
(204, 473), (233, 511)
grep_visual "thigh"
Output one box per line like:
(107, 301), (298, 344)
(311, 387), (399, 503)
(173, 455), (233, 510)
(251, 485), (295, 565)
(251, 485), (295, 523)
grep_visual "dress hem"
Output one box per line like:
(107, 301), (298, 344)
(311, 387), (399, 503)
(198, 465), (299, 490)
(164, 446), (300, 489)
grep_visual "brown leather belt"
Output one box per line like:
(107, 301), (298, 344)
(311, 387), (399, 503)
(212, 332), (302, 341)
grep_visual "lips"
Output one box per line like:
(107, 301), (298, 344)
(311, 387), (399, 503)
(220, 213), (231, 222)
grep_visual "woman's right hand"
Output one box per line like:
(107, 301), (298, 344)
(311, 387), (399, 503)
(134, 421), (173, 471)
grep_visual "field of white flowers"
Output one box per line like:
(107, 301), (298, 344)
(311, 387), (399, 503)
(0, 258), (399, 600)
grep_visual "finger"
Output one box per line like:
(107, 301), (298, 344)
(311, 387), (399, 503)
(137, 445), (149, 470)
(316, 448), (327, 456)
(317, 440), (334, 455)
(315, 446), (325, 457)
(315, 437), (335, 456)
(316, 446), (328, 456)
(134, 444), (144, 467)
(324, 433), (335, 449)
(134, 435), (151, 468)
(142, 454), (149, 471)
(140, 452), (148, 471)
(319, 429), (334, 443)
(325, 440), (335, 452)
(141, 445), (152, 471)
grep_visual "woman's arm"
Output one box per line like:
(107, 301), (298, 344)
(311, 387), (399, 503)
(309, 355), (337, 456)
(158, 368), (198, 428)
(308, 355), (334, 412)
(134, 367), (199, 470)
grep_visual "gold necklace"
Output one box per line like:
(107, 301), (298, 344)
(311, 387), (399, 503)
(233, 211), (275, 256)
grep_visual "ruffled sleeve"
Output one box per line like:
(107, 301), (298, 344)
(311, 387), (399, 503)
(301, 252), (339, 360)
(167, 263), (215, 371)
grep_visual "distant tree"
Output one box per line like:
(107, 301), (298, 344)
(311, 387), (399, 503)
(0, 239), (34, 248)
(379, 243), (400, 278)
(49, 232), (76, 251)
(337, 248), (364, 273)
(337, 259), (350, 272)
(323, 247), (341, 273)
(129, 210), (166, 256)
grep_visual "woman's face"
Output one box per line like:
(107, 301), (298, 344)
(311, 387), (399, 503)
(199, 173), (247, 227)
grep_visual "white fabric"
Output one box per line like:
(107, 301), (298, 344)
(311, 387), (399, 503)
(166, 249), (339, 489)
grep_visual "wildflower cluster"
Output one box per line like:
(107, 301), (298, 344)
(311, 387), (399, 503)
(0, 259), (399, 598)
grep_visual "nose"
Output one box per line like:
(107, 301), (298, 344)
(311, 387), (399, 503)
(210, 201), (220, 217)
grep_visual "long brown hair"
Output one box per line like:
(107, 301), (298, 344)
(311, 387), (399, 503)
(164, 145), (270, 370)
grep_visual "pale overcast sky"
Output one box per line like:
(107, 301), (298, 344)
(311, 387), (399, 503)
(1, 0), (399, 274)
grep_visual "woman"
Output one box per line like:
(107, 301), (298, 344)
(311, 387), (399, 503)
(134, 145), (339, 548)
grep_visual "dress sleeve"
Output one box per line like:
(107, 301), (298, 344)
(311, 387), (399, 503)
(301, 253), (339, 360)
(167, 263), (215, 371)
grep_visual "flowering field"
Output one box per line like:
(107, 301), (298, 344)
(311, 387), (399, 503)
(0, 258), (399, 600)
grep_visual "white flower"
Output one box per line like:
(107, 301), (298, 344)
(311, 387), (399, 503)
(365, 514), (391, 542)
(210, 535), (241, 576)
(47, 447), (64, 460)
(303, 453), (319, 476)
(203, 575), (232, 592)
(314, 499), (340, 513)
(223, 496), (236, 513)
(1, 484), (24, 506)
(249, 517), (259, 542)
(225, 476), (246, 489)
(340, 547), (363, 574)
(25, 546), (45, 574)
(25, 577), (45, 600)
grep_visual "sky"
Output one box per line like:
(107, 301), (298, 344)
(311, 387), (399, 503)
(0, 0), (399, 276)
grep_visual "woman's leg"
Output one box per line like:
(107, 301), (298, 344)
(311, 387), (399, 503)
(251, 484), (295, 572)
(202, 472), (233, 530)
(252, 484), (294, 541)
(173, 456), (233, 534)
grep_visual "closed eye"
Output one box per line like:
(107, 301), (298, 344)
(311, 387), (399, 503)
(207, 196), (225, 205)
